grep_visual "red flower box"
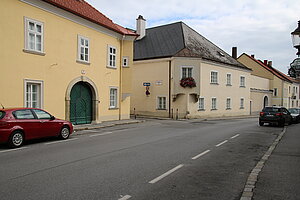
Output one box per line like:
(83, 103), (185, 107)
(180, 77), (196, 88)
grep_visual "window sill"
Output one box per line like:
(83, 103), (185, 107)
(109, 107), (119, 110)
(240, 107), (245, 109)
(107, 66), (117, 69)
(198, 109), (205, 111)
(211, 108), (217, 111)
(23, 49), (45, 56)
(226, 108), (232, 110)
(210, 83), (219, 85)
(157, 108), (167, 110)
(226, 84), (232, 86)
(240, 86), (246, 88)
(76, 60), (90, 65)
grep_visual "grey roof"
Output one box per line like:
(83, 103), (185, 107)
(134, 22), (250, 70)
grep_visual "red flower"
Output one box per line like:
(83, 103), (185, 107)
(180, 77), (196, 88)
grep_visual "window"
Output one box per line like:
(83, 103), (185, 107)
(211, 98), (217, 110)
(157, 96), (167, 110)
(181, 67), (193, 79)
(33, 109), (51, 119)
(199, 97), (205, 110)
(226, 74), (232, 86)
(25, 80), (43, 108)
(240, 76), (246, 87)
(226, 98), (231, 110)
(210, 71), (218, 84)
(273, 88), (278, 96)
(78, 35), (89, 63)
(109, 88), (118, 108)
(122, 56), (129, 67)
(13, 109), (35, 119)
(240, 98), (245, 109)
(25, 17), (44, 53)
(108, 46), (117, 68)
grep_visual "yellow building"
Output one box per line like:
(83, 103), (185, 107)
(132, 19), (252, 119)
(0, 0), (137, 124)
(238, 54), (293, 109)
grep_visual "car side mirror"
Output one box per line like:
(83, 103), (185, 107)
(50, 116), (55, 120)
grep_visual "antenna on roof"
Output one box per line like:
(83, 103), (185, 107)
(0, 103), (4, 109)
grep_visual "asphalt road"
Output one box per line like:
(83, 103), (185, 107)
(0, 118), (285, 200)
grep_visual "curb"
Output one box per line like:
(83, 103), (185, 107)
(73, 120), (145, 132)
(240, 127), (287, 200)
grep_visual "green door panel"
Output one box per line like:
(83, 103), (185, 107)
(70, 82), (92, 125)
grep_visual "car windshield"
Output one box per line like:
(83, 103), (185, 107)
(288, 108), (300, 114)
(0, 111), (5, 119)
(263, 107), (280, 112)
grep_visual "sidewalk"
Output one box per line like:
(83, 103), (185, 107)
(252, 124), (300, 199)
(73, 119), (145, 131)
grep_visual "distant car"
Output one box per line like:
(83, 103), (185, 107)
(288, 108), (300, 123)
(259, 106), (292, 127)
(0, 108), (73, 148)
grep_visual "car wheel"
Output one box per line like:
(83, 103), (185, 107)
(59, 126), (70, 140)
(9, 131), (24, 148)
(259, 121), (264, 126)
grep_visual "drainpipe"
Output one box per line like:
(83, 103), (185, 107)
(281, 80), (284, 106)
(119, 35), (125, 120)
(168, 60), (172, 118)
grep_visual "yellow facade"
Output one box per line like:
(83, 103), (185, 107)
(0, 0), (135, 124)
(132, 57), (251, 119)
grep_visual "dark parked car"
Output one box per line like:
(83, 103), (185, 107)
(0, 108), (73, 148)
(259, 106), (292, 127)
(288, 108), (300, 123)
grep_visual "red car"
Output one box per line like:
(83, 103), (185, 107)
(0, 108), (73, 148)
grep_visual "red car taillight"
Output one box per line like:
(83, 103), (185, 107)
(260, 112), (265, 116)
(276, 113), (283, 116)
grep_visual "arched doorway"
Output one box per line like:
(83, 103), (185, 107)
(263, 96), (269, 108)
(70, 82), (92, 125)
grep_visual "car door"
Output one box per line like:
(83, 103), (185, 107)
(32, 109), (61, 137)
(282, 108), (292, 124)
(12, 109), (40, 139)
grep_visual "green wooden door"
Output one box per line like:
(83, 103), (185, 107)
(70, 82), (92, 125)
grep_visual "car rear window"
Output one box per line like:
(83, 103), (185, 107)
(263, 107), (280, 112)
(0, 111), (5, 119)
(289, 108), (300, 114)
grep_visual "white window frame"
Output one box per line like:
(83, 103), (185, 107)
(199, 97), (205, 110)
(109, 87), (118, 109)
(240, 98), (245, 109)
(211, 97), (217, 110)
(24, 79), (44, 109)
(77, 35), (90, 63)
(122, 56), (129, 67)
(226, 98), (231, 110)
(226, 73), (232, 86)
(157, 96), (167, 110)
(24, 17), (44, 53)
(181, 66), (194, 79)
(210, 71), (218, 84)
(240, 76), (246, 87)
(107, 45), (117, 68)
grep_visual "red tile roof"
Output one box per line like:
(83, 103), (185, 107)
(244, 54), (293, 83)
(42, 0), (137, 36)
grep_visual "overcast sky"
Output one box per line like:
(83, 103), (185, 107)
(87, 0), (300, 74)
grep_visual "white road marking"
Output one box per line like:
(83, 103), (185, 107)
(149, 164), (184, 184)
(0, 147), (28, 153)
(45, 138), (78, 145)
(191, 150), (211, 160)
(230, 134), (240, 139)
(118, 195), (131, 200)
(215, 140), (228, 147)
(89, 132), (113, 137)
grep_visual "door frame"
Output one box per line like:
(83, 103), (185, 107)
(65, 76), (99, 124)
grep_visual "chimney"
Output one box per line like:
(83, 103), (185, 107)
(232, 47), (237, 59)
(264, 60), (268, 65)
(136, 15), (146, 40)
(251, 54), (255, 58)
(268, 61), (272, 67)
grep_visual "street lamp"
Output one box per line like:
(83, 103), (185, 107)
(291, 20), (300, 57)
